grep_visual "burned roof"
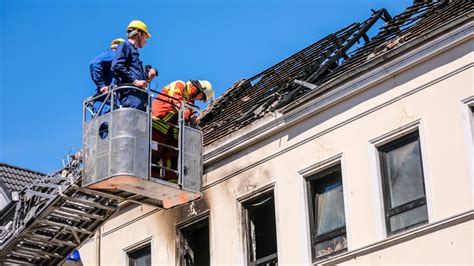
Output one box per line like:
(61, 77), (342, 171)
(200, 0), (472, 147)
(0, 163), (46, 192)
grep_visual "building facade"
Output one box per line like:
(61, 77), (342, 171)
(80, 1), (473, 265)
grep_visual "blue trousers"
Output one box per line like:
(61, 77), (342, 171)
(119, 88), (148, 111)
(92, 95), (111, 115)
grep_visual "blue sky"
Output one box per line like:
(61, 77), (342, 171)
(0, 0), (411, 173)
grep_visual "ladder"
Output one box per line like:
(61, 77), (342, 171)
(0, 86), (205, 264)
(0, 153), (123, 264)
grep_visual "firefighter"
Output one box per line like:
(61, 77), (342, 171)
(89, 38), (125, 114)
(112, 20), (157, 111)
(151, 80), (214, 182)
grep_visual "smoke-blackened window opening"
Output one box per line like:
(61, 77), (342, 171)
(243, 192), (278, 265)
(177, 217), (210, 266)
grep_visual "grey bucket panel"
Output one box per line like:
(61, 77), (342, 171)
(82, 94), (204, 206)
(82, 109), (149, 186)
(181, 125), (203, 191)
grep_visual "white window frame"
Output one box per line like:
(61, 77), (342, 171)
(369, 119), (432, 238)
(123, 236), (153, 266)
(237, 183), (279, 266)
(298, 153), (351, 261)
(461, 96), (474, 205)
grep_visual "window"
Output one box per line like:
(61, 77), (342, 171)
(127, 244), (151, 266)
(470, 105), (474, 139)
(379, 131), (428, 235)
(0, 183), (11, 212)
(243, 192), (278, 265)
(307, 164), (347, 260)
(0, 192), (9, 211)
(177, 217), (210, 266)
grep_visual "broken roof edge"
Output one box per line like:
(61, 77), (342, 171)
(200, 9), (389, 148)
(202, 11), (473, 166)
(199, 19), (368, 121)
(279, 7), (474, 114)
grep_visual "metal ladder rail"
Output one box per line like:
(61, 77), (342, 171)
(0, 158), (121, 264)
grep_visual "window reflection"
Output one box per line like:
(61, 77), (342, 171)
(379, 131), (428, 235)
(385, 141), (424, 207)
(315, 235), (347, 258)
(316, 185), (345, 235)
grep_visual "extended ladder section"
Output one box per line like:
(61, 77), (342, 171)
(0, 154), (119, 264)
(82, 86), (203, 209)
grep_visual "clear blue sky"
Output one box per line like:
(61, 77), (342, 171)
(0, 0), (411, 173)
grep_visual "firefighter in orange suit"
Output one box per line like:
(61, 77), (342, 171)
(151, 80), (214, 181)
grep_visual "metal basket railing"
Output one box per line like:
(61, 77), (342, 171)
(82, 85), (202, 190)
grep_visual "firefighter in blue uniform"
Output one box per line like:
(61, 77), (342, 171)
(112, 20), (156, 111)
(89, 38), (125, 114)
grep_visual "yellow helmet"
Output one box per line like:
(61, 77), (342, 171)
(127, 20), (151, 38)
(110, 38), (125, 49)
(197, 80), (214, 103)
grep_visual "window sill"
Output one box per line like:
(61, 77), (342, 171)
(250, 253), (278, 265)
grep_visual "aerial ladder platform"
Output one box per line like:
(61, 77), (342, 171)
(0, 86), (204, 264)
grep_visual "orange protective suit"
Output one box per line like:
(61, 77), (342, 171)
(151, 80), (199, 181)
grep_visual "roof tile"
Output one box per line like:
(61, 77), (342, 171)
(0, 163), (46, 193)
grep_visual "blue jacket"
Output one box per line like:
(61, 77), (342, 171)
(89, 49), (117, 94)
(112, 41), (146, 84)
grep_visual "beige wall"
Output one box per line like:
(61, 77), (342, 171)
(328, 219), (473, 264)
(80, 25), (473, 265)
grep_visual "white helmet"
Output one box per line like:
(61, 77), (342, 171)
(189, 80), (214, 103)
(198, 80), (214, 103)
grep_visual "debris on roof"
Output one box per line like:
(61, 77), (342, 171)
(200, 0), (472, 147)
(315, 0), (472, 88)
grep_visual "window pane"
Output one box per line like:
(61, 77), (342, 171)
(0, 193), (9, 211)
(131, 255), (150, 266)
(315, 234), (347, 258)
(385, 140), (425, 207)
(309, 165), (347, 260)
(389, 204), (428, 233)
(316, 185), (345, 235)
(128, 245), (151, 266)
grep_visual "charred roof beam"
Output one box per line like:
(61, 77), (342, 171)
(294, 80), (317, 90)
(276, 8), (388, 109)
(307, 9), (387, 84)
